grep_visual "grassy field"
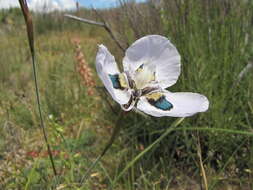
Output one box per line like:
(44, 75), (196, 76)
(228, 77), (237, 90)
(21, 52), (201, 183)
(0, 1), (253, 189)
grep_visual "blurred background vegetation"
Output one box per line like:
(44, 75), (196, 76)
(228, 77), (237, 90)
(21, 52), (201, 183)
(0, 0), (253, 189)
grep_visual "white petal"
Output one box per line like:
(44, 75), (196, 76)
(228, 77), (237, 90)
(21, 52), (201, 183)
(123, 35), (181, 89)
(136, 91), (209, 117)
(96, 45), (131, 104)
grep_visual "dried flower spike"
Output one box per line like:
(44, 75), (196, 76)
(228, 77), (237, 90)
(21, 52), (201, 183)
(73, 39), (96, 96)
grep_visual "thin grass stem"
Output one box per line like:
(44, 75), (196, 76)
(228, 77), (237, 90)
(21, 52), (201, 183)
(151, 127), (253, 137)
(80, 111), (124, 185)
(197, 134), (208, 190)
(112, 117), (185, 186)
(18, 0), (57, 176)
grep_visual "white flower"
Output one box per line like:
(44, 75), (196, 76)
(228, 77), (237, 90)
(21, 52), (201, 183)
(96, 35), (209, 117)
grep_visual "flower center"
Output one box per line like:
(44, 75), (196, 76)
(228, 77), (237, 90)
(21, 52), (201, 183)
(133, 63), (155, 89)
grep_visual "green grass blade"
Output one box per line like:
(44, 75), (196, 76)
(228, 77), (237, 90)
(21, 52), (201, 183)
(80, 111), (124, 185)
(151, 127), (253, 137)
(112, 117), (185, 185)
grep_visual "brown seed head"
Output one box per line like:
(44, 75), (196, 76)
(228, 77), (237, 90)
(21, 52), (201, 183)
(73, 39), (96, 96)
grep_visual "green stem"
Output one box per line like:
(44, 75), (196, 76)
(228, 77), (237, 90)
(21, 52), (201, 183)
(112, 117), (185, 185)
(151, 127), (253, 137)
(80, 111), (124, 184)
(31, 55), (57, 175)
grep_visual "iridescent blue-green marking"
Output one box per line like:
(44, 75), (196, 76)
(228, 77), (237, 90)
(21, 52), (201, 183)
(109, 74), (121, 89)
(109, 74), (128, 90)
(147, 94), (173, 111)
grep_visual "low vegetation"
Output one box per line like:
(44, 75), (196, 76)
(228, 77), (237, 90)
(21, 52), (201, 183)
(0, 0), (253, 189)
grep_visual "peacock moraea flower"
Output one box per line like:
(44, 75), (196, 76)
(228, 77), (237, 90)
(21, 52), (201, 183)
(96, 35), (209, 117)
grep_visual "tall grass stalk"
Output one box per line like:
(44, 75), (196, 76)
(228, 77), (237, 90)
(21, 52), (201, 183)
(18, 0), (57, 176)
(151, 127), (253, 137)
(197, 134), (208, 190)
(80, 111), (124, 185)
(112, 117), (185, 186)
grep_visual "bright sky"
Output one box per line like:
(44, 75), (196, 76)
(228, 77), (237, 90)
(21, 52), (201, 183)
(0, 0), (147, 10)
(80, 0), (146, 8)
